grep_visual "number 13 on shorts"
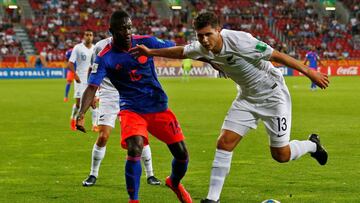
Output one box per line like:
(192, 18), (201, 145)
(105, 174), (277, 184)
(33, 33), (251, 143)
(264, 115), (292, 147)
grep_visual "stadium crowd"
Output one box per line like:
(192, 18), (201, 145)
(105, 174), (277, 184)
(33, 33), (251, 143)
(191, 0), (360, 59)
(26, 0), (192, 62)
(1, 0), (359, 62)
(0, 6), (25, 62)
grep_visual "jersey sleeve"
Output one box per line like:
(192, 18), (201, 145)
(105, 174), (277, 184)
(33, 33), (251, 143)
(91, 40), (107, 65)
(146, 36), (175, 49)
(88, 55), (107, 86)
(235, 31), (274, 61)
(68, 46), (78, 63)
(183, 41), (204, 60)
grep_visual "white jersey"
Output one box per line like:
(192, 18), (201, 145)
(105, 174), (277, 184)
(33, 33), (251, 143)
(184, 29), (283, 102)
(69, 42), (94, 81)
(91, 37), (120, 127)
(92, 37), (118, 99)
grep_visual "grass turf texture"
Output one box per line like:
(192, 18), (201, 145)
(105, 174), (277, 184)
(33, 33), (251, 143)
(0, 77), (359, 202)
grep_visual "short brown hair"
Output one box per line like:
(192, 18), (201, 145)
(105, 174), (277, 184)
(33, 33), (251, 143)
(193, 11), (220, 30)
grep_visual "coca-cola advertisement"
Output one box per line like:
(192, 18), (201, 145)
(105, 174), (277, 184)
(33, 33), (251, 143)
(288, 60), (360, 76)
(333, 66), (359, 76)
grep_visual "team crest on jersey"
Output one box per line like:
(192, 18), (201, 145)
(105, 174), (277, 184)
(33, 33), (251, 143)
(255, 42), (267, 52)
(92, 63), (98, 73)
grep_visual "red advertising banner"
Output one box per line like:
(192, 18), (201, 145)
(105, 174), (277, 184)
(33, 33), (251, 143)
(288, 60), (360, 76)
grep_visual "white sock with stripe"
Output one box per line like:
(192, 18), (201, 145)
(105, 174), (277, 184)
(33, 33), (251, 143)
(141, 145), (154, 177)
(90, 144), (106, 177)
(207, 149), (233, 201)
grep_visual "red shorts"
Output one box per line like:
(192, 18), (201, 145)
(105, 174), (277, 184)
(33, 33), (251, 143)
(119, 109), (184, 149)
(66, 71), (75, 82)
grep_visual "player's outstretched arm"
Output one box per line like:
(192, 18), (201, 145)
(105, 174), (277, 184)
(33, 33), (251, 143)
(76, 85), (98, 133)
(68, 62), (81, 83)
(270, 50), (329, 89)
(130, 45), (186, 59)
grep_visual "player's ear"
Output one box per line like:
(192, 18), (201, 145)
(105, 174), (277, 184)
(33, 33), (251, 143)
(216, 26), (221, 33)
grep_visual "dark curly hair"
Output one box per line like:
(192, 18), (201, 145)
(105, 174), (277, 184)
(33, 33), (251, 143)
(110, 10), (130, 27)
(193, 11), (220, 30)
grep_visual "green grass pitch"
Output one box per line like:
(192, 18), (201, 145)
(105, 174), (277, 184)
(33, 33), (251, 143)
(0, 76), (359, 202)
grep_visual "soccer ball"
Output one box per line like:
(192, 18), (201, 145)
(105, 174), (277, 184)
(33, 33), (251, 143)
(261, 199), (280, 203)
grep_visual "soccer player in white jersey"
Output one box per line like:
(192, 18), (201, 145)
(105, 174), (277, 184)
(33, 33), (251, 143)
(82, 37), (161, 186)
(68, 30), (98, 131)
(131, 11), (330, 203)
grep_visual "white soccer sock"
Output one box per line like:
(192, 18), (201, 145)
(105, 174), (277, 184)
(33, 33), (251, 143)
(207, 149), (233, 201)
(90, 144), (106, 177)
(71, 104), (79, 119)
(90, 107), (98, 126)
(289, 140), (316, 160)
(141, 145), (154, 177)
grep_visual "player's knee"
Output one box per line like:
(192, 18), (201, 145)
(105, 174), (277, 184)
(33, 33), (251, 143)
(97, 134), (109, 147)
(99, 133), (110, 141)
(217, 137), (235, 151)
(126, 136), (144, 157)
(168, 141), (188, 160)
(216, 130), (242, 151)
(271, 153), (290, 163)
(96, 126), (111, 146)
(99, 130), (110, 140)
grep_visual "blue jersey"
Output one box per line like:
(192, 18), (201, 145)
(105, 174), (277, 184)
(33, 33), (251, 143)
(305, 51), (319, 68)
(88, 35), (175, 114)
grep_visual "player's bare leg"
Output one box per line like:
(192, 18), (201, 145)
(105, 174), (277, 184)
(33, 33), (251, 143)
(202, 129), (241, 203)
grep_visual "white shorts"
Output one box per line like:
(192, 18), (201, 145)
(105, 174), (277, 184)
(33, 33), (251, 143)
(97, 89), (119, 128)
(73, 82), (88, 99)
(222, 83), (292, 148)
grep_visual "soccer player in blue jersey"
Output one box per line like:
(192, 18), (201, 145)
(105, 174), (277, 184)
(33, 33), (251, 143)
(304, 46), (324, 90)
(75, 10), (192, 203)
(64, 48), (75, 102)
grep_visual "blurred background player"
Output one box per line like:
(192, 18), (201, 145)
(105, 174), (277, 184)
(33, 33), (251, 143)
(182, 58), (192, 81)
(64, 46), (75, 102)
(76, 10), (192, 203)
(67, 30), (98, 131)
(82, 36), (161, 187)
(304, 46), (324, 90)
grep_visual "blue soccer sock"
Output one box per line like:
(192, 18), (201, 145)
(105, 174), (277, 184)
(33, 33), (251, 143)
(65, 82), (71, 98)
(125, 156), (142, 200)
(170, 158), (188, 187)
